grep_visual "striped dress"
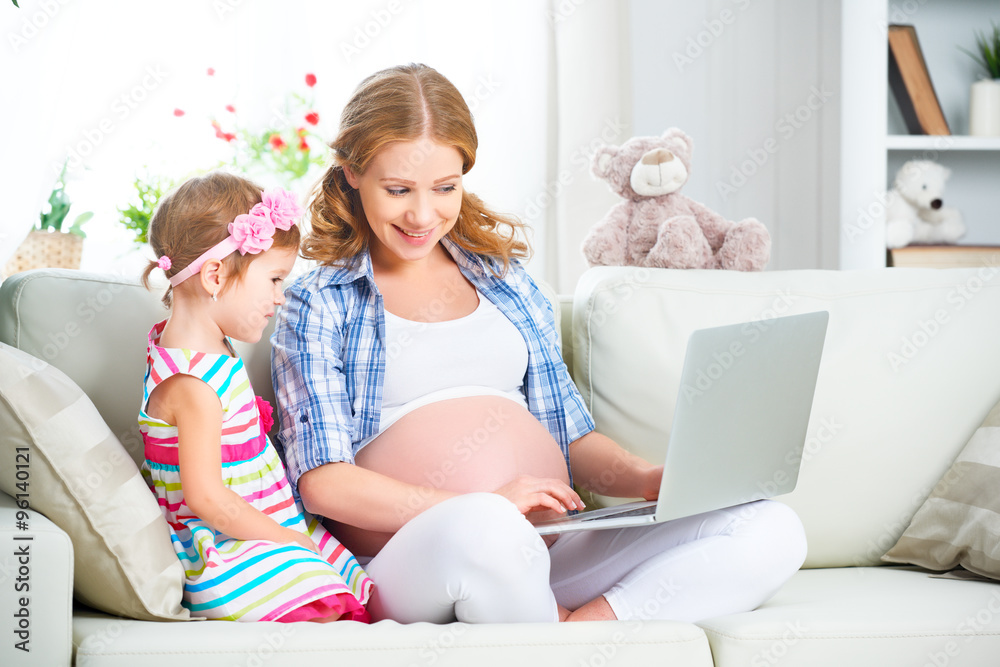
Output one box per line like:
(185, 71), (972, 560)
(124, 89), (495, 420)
(139, 321), (372, 622)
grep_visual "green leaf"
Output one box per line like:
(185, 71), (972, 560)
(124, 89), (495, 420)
(68, 212), (92, 239)
(962, 22), (1000, 79)
(117, 173), (171, 245)
(11, 0), (19, 7)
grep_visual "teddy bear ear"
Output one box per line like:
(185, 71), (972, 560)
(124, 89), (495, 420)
(591, 145), (620, 180)
(663, 128), (694, 159)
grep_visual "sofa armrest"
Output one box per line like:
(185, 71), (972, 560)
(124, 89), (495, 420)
(0, 491), (73, 666)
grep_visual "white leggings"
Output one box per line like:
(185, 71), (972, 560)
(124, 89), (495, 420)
(363, 493), (807, 624)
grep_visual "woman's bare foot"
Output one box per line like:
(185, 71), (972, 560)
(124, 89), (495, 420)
(564, 595), (617, 622)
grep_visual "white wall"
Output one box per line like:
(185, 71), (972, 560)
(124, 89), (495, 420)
(629, 0), (841, 270)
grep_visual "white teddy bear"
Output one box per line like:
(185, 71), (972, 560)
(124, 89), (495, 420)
(885, 160), (965, 249)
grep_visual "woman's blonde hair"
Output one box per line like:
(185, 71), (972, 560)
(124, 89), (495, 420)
(303, 63), (529, 274)
(141, 171), (301, 308)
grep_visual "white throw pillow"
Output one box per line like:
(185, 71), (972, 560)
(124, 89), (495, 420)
(0, 343), (190, 621)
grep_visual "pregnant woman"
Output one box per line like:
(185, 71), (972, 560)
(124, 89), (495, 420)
(272, 63), (807, 624)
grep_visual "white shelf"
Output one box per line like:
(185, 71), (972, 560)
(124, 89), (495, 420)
(887, 135), (1000, 151)
(840, 0), (1000, 268)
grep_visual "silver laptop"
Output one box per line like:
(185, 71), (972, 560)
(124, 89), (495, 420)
(535, 310), (829, 535)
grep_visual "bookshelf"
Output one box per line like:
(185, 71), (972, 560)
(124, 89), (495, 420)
(840, 0), (1000, 269)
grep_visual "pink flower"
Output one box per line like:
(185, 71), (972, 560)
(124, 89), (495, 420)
(304, 111), (319, 125)
(253, 188), (303, 231)
(228, 213), (276, 255)
(207, 67), (216, 76)
(173, 109), (185, 117)
(305, 73), (317, 87)
(225, 104), (236, 113)
(255, 396), (274, 433)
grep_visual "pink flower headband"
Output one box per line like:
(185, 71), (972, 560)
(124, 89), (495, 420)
(160, 188), (303, 288)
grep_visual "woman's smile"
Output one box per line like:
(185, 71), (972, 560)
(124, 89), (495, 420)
(394, 225), (435, 243)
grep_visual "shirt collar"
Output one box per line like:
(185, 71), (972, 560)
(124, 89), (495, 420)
(323, 236), (492, 286)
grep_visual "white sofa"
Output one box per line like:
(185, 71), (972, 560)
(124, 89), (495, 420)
(2, 265), (999, 667)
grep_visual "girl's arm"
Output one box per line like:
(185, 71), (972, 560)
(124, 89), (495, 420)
(568, 430), (663, 500)
(157, 375), (312, 550)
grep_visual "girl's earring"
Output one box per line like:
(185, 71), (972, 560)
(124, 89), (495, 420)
(212, 291), (218, 302)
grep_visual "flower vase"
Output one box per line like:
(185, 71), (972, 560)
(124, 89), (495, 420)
(969, 79), (1000, 137)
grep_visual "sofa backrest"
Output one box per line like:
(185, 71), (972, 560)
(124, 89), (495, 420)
(570, 266), (1000, 569)
(0, 270), (277, 467)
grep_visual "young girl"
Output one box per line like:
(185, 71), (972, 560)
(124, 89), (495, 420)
(139, 171), (373, 623)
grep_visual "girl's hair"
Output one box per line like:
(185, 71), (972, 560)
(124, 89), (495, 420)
(141, 171), (301, 308)
(304, 63), (529, 275)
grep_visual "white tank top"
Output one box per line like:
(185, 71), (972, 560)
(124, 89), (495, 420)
(358, 292), (529, 449)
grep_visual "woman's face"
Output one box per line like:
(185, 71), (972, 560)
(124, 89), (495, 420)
(344, 138), (464, 269)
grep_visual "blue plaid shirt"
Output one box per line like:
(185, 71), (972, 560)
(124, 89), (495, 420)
(271, 238), (595, 497)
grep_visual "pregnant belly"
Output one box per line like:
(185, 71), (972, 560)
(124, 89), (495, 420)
(329, 395), (570, 557)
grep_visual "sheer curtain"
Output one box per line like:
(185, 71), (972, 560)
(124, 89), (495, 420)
(1, 0), (629, 290)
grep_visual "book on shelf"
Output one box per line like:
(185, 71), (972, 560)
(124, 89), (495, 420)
(887, 24), (950, 136)
(887, 245), (1000, 269)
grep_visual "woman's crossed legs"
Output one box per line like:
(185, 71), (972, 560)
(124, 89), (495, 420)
(364, 494), (806, 624)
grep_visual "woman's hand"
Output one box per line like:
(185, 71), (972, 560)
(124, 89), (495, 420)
(493, 475), (586, 515)
(277, 528), (321, 554)
(570, 431), (664, 500)
(639, 465), (664, 501)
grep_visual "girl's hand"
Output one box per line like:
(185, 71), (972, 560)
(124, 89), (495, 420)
(278, 528), (321, 554)
(493, 475), (586, 515)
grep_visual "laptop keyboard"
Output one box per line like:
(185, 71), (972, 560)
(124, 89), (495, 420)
(580, 505), (656, 521)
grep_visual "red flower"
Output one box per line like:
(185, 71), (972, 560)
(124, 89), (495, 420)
(299, 138), (309, 151)
(304, 111), (319, 125)
(207, 67), (216, 76)
(173, 108), (185, 117)
(255, 396), (274, 433)
(210, 120), (237, 143)
(225, 104), (236, 113)
(305, 73), (317, 87)
(269, 134), (287, 150)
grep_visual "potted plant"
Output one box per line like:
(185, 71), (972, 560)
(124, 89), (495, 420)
(962, 22), (1000, 136)
(4, 163), (92, 276)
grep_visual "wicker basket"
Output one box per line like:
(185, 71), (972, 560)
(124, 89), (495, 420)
(3, 230), (83, 277)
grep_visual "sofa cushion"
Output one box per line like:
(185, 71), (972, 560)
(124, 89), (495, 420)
(0, 342), (189, 621)
(882, 399), (1000, 579)
(73, 608), (713, 667)
(698, 567), (1000, 667)
(572, 266), (1000, 568)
